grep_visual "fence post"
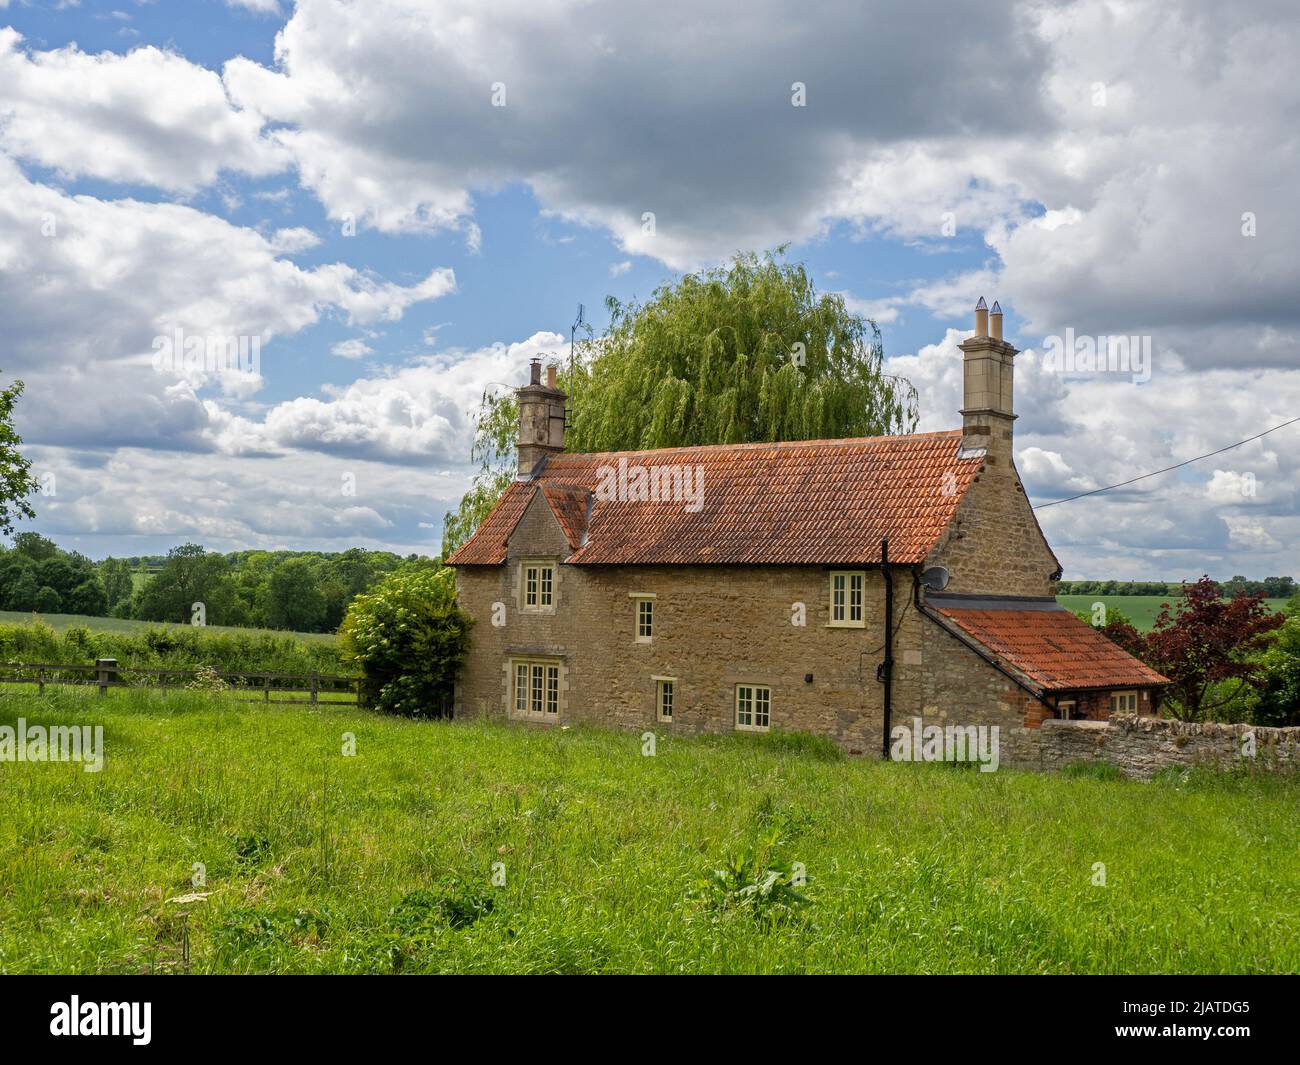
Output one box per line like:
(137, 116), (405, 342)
(264, 675), (270, 703)
(310, 671), (319, 705)
(96, 658), (117, 697)
(38, 668), (45, 696)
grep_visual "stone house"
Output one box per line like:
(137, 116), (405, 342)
(447, 299), (1166, 756)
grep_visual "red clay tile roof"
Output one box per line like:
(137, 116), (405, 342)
(540, 483), (591, 549)
(929, 598), (1168, 692)
(447, 430), (981, 566)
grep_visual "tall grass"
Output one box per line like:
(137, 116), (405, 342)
(1, 686), (1297, 974)
(0, 619), (345, 676)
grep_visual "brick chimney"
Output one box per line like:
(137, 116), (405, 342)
(959, 298), (1017, 457)
(516, 358), (566, 479)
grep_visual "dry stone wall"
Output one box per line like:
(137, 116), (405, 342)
(1008, 715), (1300, 780)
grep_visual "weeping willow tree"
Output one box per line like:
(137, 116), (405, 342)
(441, 249), (917, 557)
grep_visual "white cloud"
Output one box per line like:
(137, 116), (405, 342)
(267, 226), (320, 253)
(226, 0), (282, 13)
(220, 0), (1050, 265)
(0, 28), (285, 191)
(206, 331), (564, 463)
(0, 154), (455, 448)
(330, 338), (374, 360)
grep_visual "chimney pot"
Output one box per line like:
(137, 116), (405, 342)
(516, 359), (567, 478)
(959, 298), (1018, 451)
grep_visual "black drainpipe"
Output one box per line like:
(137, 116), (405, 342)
(878, 536), (893, 759)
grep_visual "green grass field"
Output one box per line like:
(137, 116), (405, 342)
(0, 609), (337, 644)
(2, 687), (1296, 974)
(1056, 595), (1291, 631)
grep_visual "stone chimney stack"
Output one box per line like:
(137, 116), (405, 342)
(516, 358), (566, 479)
(959, 298), (1017, 456)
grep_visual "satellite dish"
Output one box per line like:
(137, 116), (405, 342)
(922, 566), (950, 592)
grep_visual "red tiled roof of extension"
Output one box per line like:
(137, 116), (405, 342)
(931, 600), (1169, 692)
(446, 430), (981, 566)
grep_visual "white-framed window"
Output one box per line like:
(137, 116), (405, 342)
(629, 592), (656, 642)
(521, 561), (555, 611)
(1057, 699), (1077, 721)
(735, 684), (771, 731)
(510, 657), (561, 716)
(829, 571), (865, 627)
(1109, 690), (1138, 715)
(637, 599), (654, 642)
(655, 677), (674, 722)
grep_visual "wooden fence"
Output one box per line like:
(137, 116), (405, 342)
(0, 658), (363, 706)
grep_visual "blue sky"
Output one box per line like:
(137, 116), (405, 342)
(1, 0), (1296, 580)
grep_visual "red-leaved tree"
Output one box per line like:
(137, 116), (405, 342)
(1098, 576), (1285, 721)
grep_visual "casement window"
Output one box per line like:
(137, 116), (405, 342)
(511, 658), (561, 717)
(829, 571), (866, 627)
(1109, 691), (1138, 715)
(655, 677), (675, 722)
(735, 684), (771, 732)
(637, 599), (654, 641)
(1057, 699), (1077, 721)
(630, 592), (656, 643)
(521, 561), (555, 611)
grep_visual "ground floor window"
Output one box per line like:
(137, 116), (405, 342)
(655, 677), (675, 722)
(511, 658), (561, 717)
(1109, 690), (1138, 715)
(735, 684), (770, 731)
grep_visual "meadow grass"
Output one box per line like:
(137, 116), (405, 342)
(0, 610), (337, 643)
(1056, 595), (1290, 631)
(1, 686), (1297, 974)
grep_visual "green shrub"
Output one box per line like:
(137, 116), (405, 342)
(338, 566), (473, 716)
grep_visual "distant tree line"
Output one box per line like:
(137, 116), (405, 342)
(0, 534), (421, 634)
(1058, 576), (1297, 599)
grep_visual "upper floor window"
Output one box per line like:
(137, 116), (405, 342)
(522, 561), (554, 611)
(1109, 691), (1138, 715)
(829, 571), (865, 627)
(637, 599), (653, 641)
(735, 684), (771, 732)
(630, 592), (656, 642)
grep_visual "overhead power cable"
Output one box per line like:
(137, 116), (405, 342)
(1032, 416), (1300, 510)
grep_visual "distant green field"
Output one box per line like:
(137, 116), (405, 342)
(1057, 595), (1291, 631)
(0, 610), (337, 644)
